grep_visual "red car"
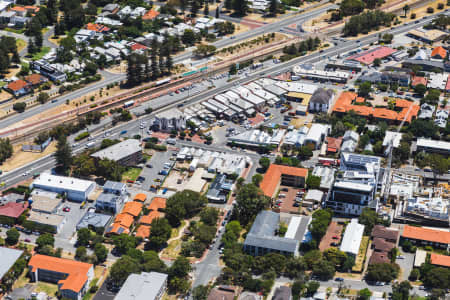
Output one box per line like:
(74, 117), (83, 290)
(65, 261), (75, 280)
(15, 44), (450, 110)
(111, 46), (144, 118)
(24, 238), (31, 243)
(63, 207), (70, 212)
(332, 235), (339, 239)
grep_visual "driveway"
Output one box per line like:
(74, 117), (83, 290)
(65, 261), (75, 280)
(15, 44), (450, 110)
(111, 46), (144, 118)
(93, 280), (116, 300)
(396, 252), (415, 281)
(7, 284), (35, 300)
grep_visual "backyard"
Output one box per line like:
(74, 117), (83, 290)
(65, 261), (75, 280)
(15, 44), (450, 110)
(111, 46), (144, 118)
(122, 167), (142, 182)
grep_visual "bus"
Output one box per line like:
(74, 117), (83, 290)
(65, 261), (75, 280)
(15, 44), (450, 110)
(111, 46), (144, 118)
(123, 100), (134, 108)
(85, 142), (96, 149)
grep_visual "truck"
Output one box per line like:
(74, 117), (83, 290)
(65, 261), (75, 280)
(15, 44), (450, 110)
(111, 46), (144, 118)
(85, 142), (95, 149)
(123, 100), (134, 108)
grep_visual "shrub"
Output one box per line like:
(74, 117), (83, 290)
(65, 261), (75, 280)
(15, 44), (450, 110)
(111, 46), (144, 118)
(75, 132), (90, 141)
(13, 102), (26, 113)
(427, 7), (434, 13)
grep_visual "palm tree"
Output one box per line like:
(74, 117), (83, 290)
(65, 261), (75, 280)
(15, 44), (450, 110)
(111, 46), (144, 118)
(403, 4), (410, 17)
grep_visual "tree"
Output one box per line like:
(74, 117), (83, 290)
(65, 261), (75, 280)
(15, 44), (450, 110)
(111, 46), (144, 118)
(36, 233), (55, 248)
(413, 83), (427, 96)
(268, 0), (278, 16)
(6, 228), (20, 245)
(112, 234), (138, 255)
(200, 207), (219, 226)
(192, 285), (209, 300)
(366, 263), (399, 282)
(232, 0), (248, 16)
(252, 174), (263, 186)
(409, 268), (420, 281)
(309, 209), (332, 243)
(259, 157), (270, 172)
(391, 281), (412, 300)
(306, 175), (321, 189)
(169, 256), (192, 279)
(193, 44), (216, 57)
(75, 246), (88, 262)
(204, 1), (209, 15)
(165, 190), (206, 227)
(358, 288), (372, 300)
(76, 228), (92, 246)
(305, 281), (320, 296)
(109, 255), (140, 287)
(13, 102), (26, 113)
(358, 81), (372, 97)
(403, 4), (410, 17)
(215, 6), (220, 18)
(146, 218), (172, 250)
(224, 0), (233, 10)
(373, 58), (381, 66)
(181, 29), (197, 46)
(94, 243), (108, 263)
(312, 259), (336, 280)
(37, 92), (50, 104)
(234, 184), (270, 225)
(358, 208), (380, 235)
(54, 136), (72, 173)
(323, 248), (347, 269)
(229, 63), (237, 75)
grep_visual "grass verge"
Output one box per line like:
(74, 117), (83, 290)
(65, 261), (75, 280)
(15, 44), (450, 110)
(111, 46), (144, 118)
(352, 236), (369, 272)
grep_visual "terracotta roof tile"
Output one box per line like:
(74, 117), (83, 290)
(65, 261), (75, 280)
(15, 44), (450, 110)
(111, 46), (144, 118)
(86, 23), (110, 32)
(402, 225), (450, 244)
(412, 76), (427, 87)
(431, 46), (447, 59)
(430, 253), (450, 268)
(140, 211), (160, 225)
(369, 251), (390, 265)
(142, 9), (159, 20)
(7, 79), (28, 92)
(122, 201), (143, 217)
(133, 193), (147, 202)
(29, 254), (92, 293)
(326, 137), (342, 153)
(0, 202), (28, 218)
(260, 164), (308, 198)
(136, 225), (151, 238)
(148, 197), (166, 211)
(373, 108), (399, 120)
(25, 73), (46, 85)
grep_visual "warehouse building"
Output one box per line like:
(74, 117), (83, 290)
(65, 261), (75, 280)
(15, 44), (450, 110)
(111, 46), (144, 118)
(91, 139), (142, 166)
(29, 190), (62, 214)
(340, 219), (365, 256)
(31, 174), (96, 202)
(416, 138), (450, 155)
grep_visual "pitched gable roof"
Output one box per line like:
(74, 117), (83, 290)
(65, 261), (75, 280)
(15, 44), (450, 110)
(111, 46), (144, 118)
(260, 164), (308, 198)
(402, 225), (450, 244)
(431, 46), (447, 59)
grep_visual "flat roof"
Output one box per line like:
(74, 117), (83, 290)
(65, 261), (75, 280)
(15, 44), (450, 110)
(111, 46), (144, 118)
(77, 212), (112, 229)
(0, 247), (23, 279)
(30, 190), (61, 212)
(32, 173), (95, 193)
(340, 219), (364, 255)
(334, 181), (373, 192)
(414, 249), (427, 267)
(29, 211), (65, 227)
(116, 272), (168, 300)
(409, 28), (447, 41)
(417, 138), (450, 151)
(91, 139), (141, 162)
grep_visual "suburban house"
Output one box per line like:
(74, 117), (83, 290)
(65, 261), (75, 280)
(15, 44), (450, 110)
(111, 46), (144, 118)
(431, 46), (447, 59)
(25, 73), (48, 88)
(4, 79), (31, 97)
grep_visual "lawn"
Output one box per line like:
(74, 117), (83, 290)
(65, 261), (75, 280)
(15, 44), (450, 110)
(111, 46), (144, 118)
(12, 269), (30, 289)
(16, 39), (27, 53)
(82, 278), (99, 300)
(122, 167), (142, 182)
(4, 27), (26, 34)
(352, 236), (369, 272)
(35, 282), (58, 296)
(32, 47), (51, 61)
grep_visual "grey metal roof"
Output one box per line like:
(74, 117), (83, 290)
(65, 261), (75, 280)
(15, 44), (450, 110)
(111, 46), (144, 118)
(91, 139), (141, 162)
(115, 272), (168, 300)
(0, 247), (23, 279)
(244, 211), (299, 253)
(77, 212), (112, 229)
(103, 181), (126, 192)
(273, 286), (292, 300)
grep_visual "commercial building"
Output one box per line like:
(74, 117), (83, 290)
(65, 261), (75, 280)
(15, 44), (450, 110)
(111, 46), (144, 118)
(95, 193), (126, 213)
(103, 181), (127, 195)
(341, 130), (359, 153)
(407, 28), (447, 43)
(151, 109), (186, 132)
(243, 211), (300, 256)
(308, 88), (335, 112)
(28, 211), (66, 233)
(260, 164), (308, 198)
(0, 247), (23, 281)
(416, 138), (450, 155)
(428, 73), (449, 90)
(339, 219), (365, 257)
(293, 66), (349, 83)
(401, 225), (450, 250)
(304, 124), (330, 150)
(326, 153), (381, 215)
(76, 212), (112, 231)
(347, 46), (397, 65)
(91, 139), (142, 166)
(207, 174), (233, 203)
(31, 174), (96, 202)
(115, 272), (168, 300)
(30, 60), (67, 82)
(29, 255), (94, 300)
(312, 166), (335, 191)
(29, 190), (62, 214)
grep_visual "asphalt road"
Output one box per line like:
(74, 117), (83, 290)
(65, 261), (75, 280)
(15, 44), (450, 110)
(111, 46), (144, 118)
(0, 12), (445, 189)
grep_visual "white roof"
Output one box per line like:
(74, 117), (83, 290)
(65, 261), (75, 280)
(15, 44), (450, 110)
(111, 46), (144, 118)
(0, 247), (23, 279)
(305, 189), (323, 202)
(382, 131), (403, 148)
(285, 216), (301, 239)
(275, 81), (318, 94)
(417, 138), (450, 151)
(91, 139), (141, 161)
(305, 123), (329, 144)
(340, 219), (364, 255)
(115, 272), (168, 300)
(427, 73), (448, 90)
(414, 249), (427, 267)
(293, 66), (349, 80)
(32, 174), (95, 193)
(334, 181), (373, 192)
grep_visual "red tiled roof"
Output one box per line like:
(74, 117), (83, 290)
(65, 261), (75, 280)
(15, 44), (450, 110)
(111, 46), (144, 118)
(29, 254), (93, 293)
(25, 74), (46, 85)
(371, 225), (399, 242)
(431, 46), (447, 59)
(7, 80), (28, 92)
(355, 97), (365, 103)
(412, 76), (427, 87)
(373, 108), (399, 120)
(142, 9), (159, 20)
(0, 202), (28, 218)
(402, 225), (450, 245)
(86, 23), (110, 33)
(326, 137), (342, 153)
(446, 75), (450, 92)
(260, 164), (308, 198)
(140, 210), (160, 225)
(130, 43), (148, 51)
(347, 46), (397, 65)
(372, 237), (395, 252)
(369, 251), (390, 265)
(122, 201), (143, 217)
(135, 225), (151, 238)
(148, 197), (166, 211)
(133, 193), (147, 202)
(430, 253), (450, 268)
(11, 6), (26, 12)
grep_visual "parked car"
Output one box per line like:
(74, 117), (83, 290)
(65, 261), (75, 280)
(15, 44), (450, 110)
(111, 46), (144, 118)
(335, 277), (344, 282)
(63, 207), (70, 212)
